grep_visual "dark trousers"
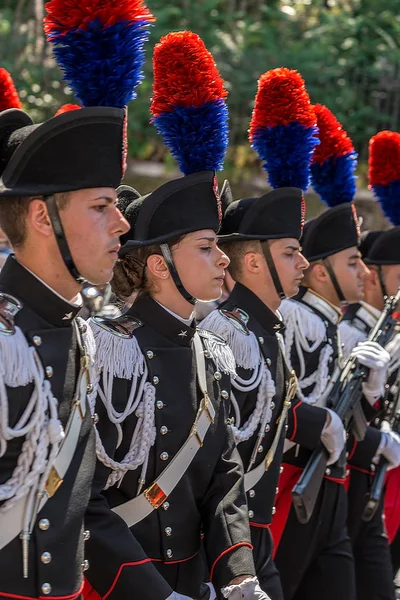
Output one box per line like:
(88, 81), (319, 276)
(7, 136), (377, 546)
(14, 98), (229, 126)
(347, 469), (396, 600)
(274, 480), (356, 600)
(251, 526), (283, 600)
(392, 528), (400, 576)
(156, 553), (213, 599)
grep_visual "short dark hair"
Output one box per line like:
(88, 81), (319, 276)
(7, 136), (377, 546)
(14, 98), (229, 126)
(0, 192), (70, 248)
(221, 239), (262, 281)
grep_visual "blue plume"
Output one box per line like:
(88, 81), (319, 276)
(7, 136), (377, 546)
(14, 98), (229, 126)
(372, 181), (400, 226)
(251, 122), (319, 191)
(47, 18), (151, 108)
(310, 151), (358, 207)
(152, 99), (229, 175)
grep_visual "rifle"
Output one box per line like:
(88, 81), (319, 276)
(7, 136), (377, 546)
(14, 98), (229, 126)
(362, 372), (400, 522)
(292, 289), (400, 525)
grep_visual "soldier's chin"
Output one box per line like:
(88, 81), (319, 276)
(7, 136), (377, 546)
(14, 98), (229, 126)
(197, 285), (222, 303)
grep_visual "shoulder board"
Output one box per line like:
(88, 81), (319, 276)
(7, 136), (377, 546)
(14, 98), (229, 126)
(197, 326), (236, 376)
(280, 298), (327, 350)
(198, 327), (227, 346)
(91, 314), (143, 339)
(219, 308), (250, 336)
(0, 292), (22, 335)
(200, 307), (261, 371)
(89, 316), (145, 380)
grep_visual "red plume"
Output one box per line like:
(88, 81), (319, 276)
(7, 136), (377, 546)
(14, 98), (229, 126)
(249, 67), (315, 137)
(151, 31), (227, 117)
(0, 68), (22, 112)
(368, 130), (400, 187)
(54, 104), (81, 117)
(312, 104), (354, 164)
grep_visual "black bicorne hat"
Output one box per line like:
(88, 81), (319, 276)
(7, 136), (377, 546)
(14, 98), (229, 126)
(301, 203), (360, 261)
(0, 107), (125, 197)
(364, 227), (400, 265)
(218, 187), (305, 243)
(359, 230), (385, 261)
(119, 171), (220, 255)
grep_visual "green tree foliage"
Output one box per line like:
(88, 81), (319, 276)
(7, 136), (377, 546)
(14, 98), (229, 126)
(2, 0), (400, 177)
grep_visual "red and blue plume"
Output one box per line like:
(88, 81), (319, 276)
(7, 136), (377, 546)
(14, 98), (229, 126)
(311, 104), (357, 207)
(44, 0), (155, 108)
(150, 31), (228, 176)
(54, 103), (81, 117)
(0, 68), (22, 111)
(369, 131), (400, 226)
(249, 68), (318, 191)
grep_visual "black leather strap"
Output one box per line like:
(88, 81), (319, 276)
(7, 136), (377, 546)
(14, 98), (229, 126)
(262, 241), (286, 300)
(323, 257), (347, 304)
(46, 195), (82, 282)
(160, 243), (197, 305)
(377, 265), (388, 299)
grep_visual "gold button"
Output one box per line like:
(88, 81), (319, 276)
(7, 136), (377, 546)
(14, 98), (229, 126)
(160, 452), (169, 461)
(258, 337), (264, 344)
(165, 527), (172, 536)
(41, 583), (52, 595)
(83, 530), (90, 541)
(249, 489), (255, 498)
(147, 351), (154, 359)
(167, 549), (173, 558)
(156, 401), (164, 410)
(33, 335), (42, 346)
(153, 376), (159, 385)
(160, 426), (168, 435)
(45, 366), (53, 378)
(248, 510), (254, 518)
(162, 502), (170, 510)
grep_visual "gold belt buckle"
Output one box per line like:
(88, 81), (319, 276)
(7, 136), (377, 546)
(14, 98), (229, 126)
(144, 482), (168, 509)
(45, 466), (63, 497)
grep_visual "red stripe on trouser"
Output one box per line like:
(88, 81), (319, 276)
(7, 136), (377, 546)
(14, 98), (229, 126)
(269, 463), (303, 558)
(384, 466), (400, 544)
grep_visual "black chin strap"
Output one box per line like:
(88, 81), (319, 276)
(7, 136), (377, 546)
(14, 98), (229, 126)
(377, 265), (388, 299)
(323, 257), (347, 305)
(160, 243), (197, 305)
(46, 195), (107, 315)
(262, 241), (286, 300)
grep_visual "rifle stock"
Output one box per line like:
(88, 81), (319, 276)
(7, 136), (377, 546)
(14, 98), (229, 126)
(291, 444), (329, 524)
(362, 456), (389, 522)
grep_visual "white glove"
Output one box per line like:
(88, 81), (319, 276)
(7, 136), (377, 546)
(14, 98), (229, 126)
(321, 408), (346, 465)
(166, 593), (194, 600)
(350, 341), (390, 405)
(374, 430), (400, 470)
(385, 333), (400, 374)
(221, 577), (271, 599)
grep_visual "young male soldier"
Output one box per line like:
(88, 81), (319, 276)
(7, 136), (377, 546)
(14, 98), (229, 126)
(274, 203), (390, 600)
(200, 186), (350, 599)
(340, 228), (400, 600)
(0, 103), (129, 599)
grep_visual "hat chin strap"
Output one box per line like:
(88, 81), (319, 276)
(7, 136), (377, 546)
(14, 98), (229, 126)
(46, 195), (107, 314)
(160, 243), (197, 305)
(377, 265), (388, 299)
(262, 241), (286, 300)
(323, 257), (347, 306)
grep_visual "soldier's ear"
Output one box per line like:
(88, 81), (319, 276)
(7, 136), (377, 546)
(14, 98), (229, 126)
(29, 197), (53, 239)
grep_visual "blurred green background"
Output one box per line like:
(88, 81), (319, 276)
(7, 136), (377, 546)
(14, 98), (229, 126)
(1, 0), (399, 224)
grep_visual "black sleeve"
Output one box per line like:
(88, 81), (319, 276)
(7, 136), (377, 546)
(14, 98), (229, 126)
(200, 404), (255, 593)
(286, 399), (328, 450)
(347, 426), (382, 473)
(84, 379), (173, 600)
